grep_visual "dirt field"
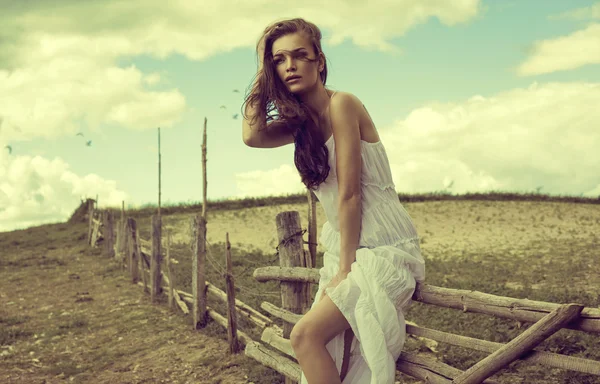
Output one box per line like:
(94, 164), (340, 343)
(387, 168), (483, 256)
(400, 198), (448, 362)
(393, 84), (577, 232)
(1, 199), (599, 383)
(162, 200), (600, 292)
(0, 222), (254, 384)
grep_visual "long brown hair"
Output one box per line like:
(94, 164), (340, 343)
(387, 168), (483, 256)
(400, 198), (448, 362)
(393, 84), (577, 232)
(241, 18), (332, 191)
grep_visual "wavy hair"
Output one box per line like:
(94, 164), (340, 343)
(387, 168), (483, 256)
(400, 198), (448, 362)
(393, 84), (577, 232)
(241, 18), (332, 191)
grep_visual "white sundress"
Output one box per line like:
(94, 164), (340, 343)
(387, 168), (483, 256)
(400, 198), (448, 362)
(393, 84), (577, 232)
(299, 121), (426, 383)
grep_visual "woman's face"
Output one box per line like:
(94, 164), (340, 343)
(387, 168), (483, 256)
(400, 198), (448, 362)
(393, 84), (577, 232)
(271, 33), (322, 93)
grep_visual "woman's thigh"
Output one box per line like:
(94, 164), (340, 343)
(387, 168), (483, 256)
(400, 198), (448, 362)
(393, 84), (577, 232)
(291, 292), (351, 346)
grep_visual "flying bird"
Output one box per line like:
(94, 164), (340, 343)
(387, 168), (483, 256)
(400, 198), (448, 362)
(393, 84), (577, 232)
(232, 114), (238, 120)
(86, 140), (92, 147)
(220, 105), (227, 109)
(76, 132), (84, 137)
(4, 145), (12, 154)
(233, 89), (239, 93)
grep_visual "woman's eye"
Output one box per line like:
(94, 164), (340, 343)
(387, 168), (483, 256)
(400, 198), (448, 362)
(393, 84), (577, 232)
(274, 52), (306, 64)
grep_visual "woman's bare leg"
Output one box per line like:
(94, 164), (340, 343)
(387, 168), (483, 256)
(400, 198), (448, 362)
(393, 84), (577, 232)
(291, 293), (352, 384)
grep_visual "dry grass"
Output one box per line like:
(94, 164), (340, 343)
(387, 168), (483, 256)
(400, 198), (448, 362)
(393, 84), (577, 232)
(1, 191), (599, 383)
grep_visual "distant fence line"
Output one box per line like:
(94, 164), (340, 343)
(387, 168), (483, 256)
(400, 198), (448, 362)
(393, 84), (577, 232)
(83, 197), (600, 384)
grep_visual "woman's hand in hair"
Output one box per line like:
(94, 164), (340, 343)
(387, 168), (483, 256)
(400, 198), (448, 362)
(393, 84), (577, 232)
(257, 34), (266, 70)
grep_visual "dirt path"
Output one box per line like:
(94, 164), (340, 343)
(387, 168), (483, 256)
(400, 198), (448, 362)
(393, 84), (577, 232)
(0, 222), (256, 384)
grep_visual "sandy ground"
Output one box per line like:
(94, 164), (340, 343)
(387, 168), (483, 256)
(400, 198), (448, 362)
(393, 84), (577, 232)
(1, 199), (598, 383)
(0, 225), (254, 384)
(162, 199), (599, 262)
(161, 199), (599, 295)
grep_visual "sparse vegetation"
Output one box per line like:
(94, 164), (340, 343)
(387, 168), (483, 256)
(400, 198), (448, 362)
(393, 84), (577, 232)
(0, 191), (599, 383)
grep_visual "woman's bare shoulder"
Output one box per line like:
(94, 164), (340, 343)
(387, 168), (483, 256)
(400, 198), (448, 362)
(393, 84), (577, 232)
(329, 90), (364, 111)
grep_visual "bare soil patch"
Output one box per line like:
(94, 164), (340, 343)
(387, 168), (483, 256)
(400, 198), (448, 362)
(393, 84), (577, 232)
(0, 222), (254, 384)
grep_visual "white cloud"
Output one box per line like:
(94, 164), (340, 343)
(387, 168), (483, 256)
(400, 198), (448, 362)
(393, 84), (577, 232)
(235, 82), (600, 199)
(0, 152), (128, 232)
(516, 23), (600, 76)
(0, 0), (481, 142)
(0, 0), (485, 229)
(380, 82), (600, 196)
(235, 164), (305, 198)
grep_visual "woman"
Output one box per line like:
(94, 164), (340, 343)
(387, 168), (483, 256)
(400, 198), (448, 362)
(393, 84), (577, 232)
(241, 18), (426, 384)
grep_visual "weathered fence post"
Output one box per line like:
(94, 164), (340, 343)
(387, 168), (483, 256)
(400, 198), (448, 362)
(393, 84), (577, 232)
(104, 210), (115, 258)
(191, 214), (208, 329)
(139, 226), (148, 293)
(306, 189), (317, 270)
(91, 211), (100, 248)
(87, 199), (95, 245)
(121, 218), (129, 268)
(117, 201), (126, 267)
(127, 218), (139, 284)
(277, 211), (311, 355)
(225, 232), (240, 354)
(306, 190), (317, 303)
(151, 214), (163, 303)
(166, 230), (174, 310)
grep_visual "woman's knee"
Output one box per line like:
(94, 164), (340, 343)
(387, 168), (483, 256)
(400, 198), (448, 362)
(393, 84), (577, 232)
(290, 321), (319, 352)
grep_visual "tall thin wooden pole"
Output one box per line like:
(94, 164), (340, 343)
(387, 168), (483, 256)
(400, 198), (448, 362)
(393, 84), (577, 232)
(192, 214), (207, 328)
(158, 127), (161, 217)
(306, 189), (317, 303)
(127, 218), (139, 284)
(202, 118), (207, 218)
(87, 199), (94, 245)
(225, 232), (240, 354)
(307, 189), (317, 269)
(151, 214), (163, 303)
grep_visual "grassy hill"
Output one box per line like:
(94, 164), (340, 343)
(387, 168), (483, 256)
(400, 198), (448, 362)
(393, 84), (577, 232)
(1, 191), (599, 383)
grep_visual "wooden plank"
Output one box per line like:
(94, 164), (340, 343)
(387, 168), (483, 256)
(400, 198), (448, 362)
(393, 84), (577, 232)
(104, 211), (115, 258)
(258, 328), (497, 384)
(245, 341), (301, 382)
(261, 301), (302, 325)
(454, 303), (584, 384)
(306, 189), (317, 270)
(91, 216), (100, 248)
(253, 275), (600, 334)
(87, 200), (94, 244)
(176, 282), (279, 334)
(254, 266), (320, 283)
(138, 227), (148, 293)
(127, 218), (139, 284)
(192, 214), (208, 329)
(151, 214), (162, 303)
(275, 212), (311, 365)
(414, 283), (600, 334)
(225, 232), (241, 354)
(262, 325), (295, 358)
(407, 324), (600, 376)
(166, 230), (174, 310)
(206, 306), (252, 346)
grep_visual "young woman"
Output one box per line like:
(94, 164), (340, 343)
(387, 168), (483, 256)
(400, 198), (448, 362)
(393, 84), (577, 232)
(242, 18), (426, 384)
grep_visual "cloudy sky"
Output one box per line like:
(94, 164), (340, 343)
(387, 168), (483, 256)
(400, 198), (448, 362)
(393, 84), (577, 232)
(1, 0), (599, 232)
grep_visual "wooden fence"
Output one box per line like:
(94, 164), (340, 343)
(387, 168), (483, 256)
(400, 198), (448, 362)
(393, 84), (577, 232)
(86, 201), (281, 356)
(84, 199), (600, 383)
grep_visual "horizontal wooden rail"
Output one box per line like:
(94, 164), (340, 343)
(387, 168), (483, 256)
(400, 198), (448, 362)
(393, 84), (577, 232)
(414, 283), (600, 334)
(254, 266), (319, 283)
(253, 267), (600, 334)
(133, 262), (282, 336)
(259, 324), (499, 383)
(259, 299), (600, 376)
